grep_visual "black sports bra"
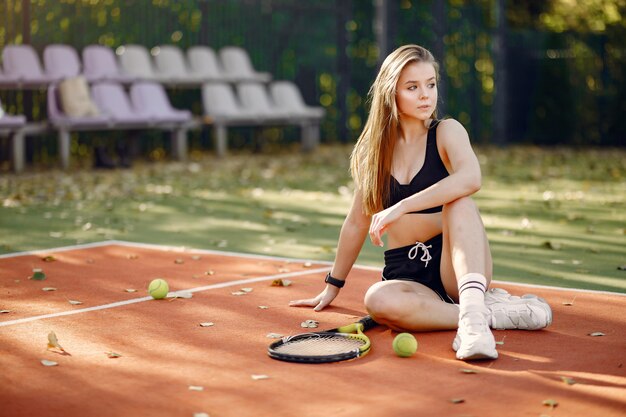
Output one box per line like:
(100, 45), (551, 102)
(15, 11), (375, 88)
(385, 120), (449, 214)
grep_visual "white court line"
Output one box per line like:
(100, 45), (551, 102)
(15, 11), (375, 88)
(0, 266), (331, 328)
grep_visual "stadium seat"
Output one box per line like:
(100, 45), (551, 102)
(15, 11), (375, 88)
(117, 44), (167, 82)
(219, 46), (272, 82)
(43, 44), (82, 80)
(235, 82), (291, 121)
(269, 80), (325, 120)
(1, 44), (61, 87)
(187, 46), (236, 82)
(129, 82), (192, 123)
(91, 82), (152, 126)
(82, 45), (136, 83)
(152, 45), (204, 86)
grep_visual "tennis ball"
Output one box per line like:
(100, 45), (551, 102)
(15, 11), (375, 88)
(148, 278), (169, 299)
(393, 333), (418, 357)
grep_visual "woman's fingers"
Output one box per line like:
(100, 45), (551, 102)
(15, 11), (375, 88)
(289, 297), (319, 307)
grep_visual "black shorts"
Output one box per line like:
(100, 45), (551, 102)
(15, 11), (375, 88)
(382, 234), (455, 304)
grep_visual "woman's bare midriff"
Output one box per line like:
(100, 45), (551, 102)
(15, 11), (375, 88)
(386, 212), (443, 249)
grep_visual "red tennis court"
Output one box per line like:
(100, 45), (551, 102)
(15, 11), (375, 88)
(1, 241), (624, 417)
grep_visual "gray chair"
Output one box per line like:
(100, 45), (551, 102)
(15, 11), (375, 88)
(91, 82), (152, 126)
(188, 46), (237, 82)
(2, 44), (61, 87)
(117, 44), (168, 82)
(82, 45), (136, 84)
(43, 44), (81, 80)
(219, 46), (271, 83)
(152, 45), (205, 86)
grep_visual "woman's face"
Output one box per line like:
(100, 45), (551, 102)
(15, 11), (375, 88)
(395, 61), (438, 122)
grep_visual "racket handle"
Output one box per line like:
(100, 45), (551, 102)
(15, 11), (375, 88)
(337, 316), (379, 333)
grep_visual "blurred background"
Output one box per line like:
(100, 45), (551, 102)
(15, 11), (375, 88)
(0, 0), (624, 169)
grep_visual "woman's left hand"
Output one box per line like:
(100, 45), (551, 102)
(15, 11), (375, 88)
(369, 204), (403, 247)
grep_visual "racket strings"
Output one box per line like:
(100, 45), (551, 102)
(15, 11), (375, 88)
(275, 335), (365, 356)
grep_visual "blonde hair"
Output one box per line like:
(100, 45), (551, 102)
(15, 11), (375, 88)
(350, 44), (439, 215)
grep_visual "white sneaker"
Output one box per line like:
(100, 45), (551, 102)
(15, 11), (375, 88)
(453, 310), (498, 361)
(485, 288), (553, 330)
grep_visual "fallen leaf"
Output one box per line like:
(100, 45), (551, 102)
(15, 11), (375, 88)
(47, 331), (65, 352)
(205, 270), (215, 276)
(126, 254), (139, 259)
(191, 255), (202, 261)
(174, 258), (184, 264)
(193, 413), (210, 417)
(125, 289), (137, 293)
(258, 305), (269, 309)
(459, 368), (479, 374)
(41, 359), (58, 367)
(231, 291), (247, 296)
(495, 336), (506, 345)
(618, 265), (626, 271)
(303, 262), (313, 268)
(266, 333), (283, 339)
(199, 322), (215, 327)
(251, 374), (269, 380)
(167, 291), (193, 299)
(29, 268), (46, 281)
(542, 399), (558, 409)
(240, 288), (253, 293)
(450, 398), (465, 404)
(42, 287), (57, 292)
(41, 256), (56, 262)
(542, 241), (562, 250)
(0, 310), (11, 314)
(560, 376), (576, 385)
(188, 385), (204, 391)
(588, 332), (605, 337)
(68, 300), (83, 305)
(106, 351), (122, 358)
(271, 279), (292, 287)
(301, 319), (319, 328)
(562, 296), (576, 306)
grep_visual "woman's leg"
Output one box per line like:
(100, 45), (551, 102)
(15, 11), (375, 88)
(439, 196), (498, 360)
(364, 280), (459, 332)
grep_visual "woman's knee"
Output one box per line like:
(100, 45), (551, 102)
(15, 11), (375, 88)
(364, 281), (426, 322)
(443, 196), (478, 217)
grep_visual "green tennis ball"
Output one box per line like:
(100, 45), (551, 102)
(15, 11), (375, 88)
(393, 333), (418, 357)
(148, 278), (169, 299)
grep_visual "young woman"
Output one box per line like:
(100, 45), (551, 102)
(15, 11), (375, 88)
(290, 44), (552, 361)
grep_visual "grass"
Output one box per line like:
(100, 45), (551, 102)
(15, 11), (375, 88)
(1, 144), (624, 293)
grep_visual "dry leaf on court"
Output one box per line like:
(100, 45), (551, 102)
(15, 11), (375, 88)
(542, 399), (558, 409)
(188, 385), (204, 391)
(29, 268), (46, 281)
(126, 254), (139, 259)
(301, 319), (319, 328)
(495, 336), (506, 345)
(42, 287), (57, 292)
(174, 258), (184, 264)
(251, 374), (269, 380)
(258, 305), (269, 309)
(193, 413), (210, 417)
(240, 288), (253, 293)
(199, 322), (215, 327)
(560, 376), (576, 385)
(231, 291), (247, 296)
(459, 368), (479, 374)
(562, 296), (576, 306)
(68, 300), (83, 305)
(191, 255), (202, 261)
(266, 333), (283, 339)
(450, 398), (465, 404)
(41, 256), (56, 262)
(588, 332), (605, 337)
(0, 310), (11, 314)
(47, 331), (66, 352)
(106, 351), (122, 358)
(271, 279), (292, 287)
(167, 291), (193, 299)
(125, 289), (137, 293)
(41, 359), (58, 367)
(303, 262), (313, 268)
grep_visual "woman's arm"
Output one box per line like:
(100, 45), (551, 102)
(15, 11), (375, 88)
(290, 189), (371, 311)
(369, 119), (481, 246)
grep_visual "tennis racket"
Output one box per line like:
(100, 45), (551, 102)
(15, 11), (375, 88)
(268, 316), (378, 364)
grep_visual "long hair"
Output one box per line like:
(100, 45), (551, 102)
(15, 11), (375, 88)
(350, 44), (440, 215)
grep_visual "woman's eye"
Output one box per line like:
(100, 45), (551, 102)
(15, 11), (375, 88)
(428, 83), (436, 88)
(408, 85), (417, 91)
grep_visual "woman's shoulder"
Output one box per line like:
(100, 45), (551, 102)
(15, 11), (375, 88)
(433, 118), (470, 142)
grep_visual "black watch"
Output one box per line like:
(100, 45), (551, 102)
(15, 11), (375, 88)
(325, 273), (345, 288)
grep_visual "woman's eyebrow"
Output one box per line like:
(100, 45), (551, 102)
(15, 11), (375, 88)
(404, 77), (436, 85)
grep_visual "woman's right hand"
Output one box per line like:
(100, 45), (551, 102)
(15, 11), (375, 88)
(289, 284), (341, 311)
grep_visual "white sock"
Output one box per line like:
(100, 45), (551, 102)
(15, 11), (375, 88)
(458, 273), (488, 315)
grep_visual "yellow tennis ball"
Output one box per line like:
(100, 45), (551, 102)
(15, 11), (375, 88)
(148, 278), (169, 299)
(393, 333), (418, 357)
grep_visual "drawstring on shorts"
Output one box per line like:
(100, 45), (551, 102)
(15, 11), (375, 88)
(408, 241), (432, 267)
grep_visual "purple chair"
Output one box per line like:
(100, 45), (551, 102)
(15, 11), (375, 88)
(91, 82), (152, 127)
(129, 82), (191, 124)
(0, 98), (27, 128)
(82, 45), (136, 83)
(2, 44), (60, 87)
(43, 44), (81, 80)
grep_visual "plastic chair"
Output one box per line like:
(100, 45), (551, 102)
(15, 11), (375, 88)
(188, 46), (235, 82)
(235, 82), (291, 121)
(0, 98), (27, 128)
(219, 46), (271, 82)
(269, 81), (325, 119)
(82, 45), (136, 83)
(117, 44), (164, 82)
(91, 82), (151, 126)
(2, 44), (61, 87)
(201, 82), (259, 120)
(152, 45), (204, 85)
(129, 82), (191, 123)
(43, 44), (81, 80)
